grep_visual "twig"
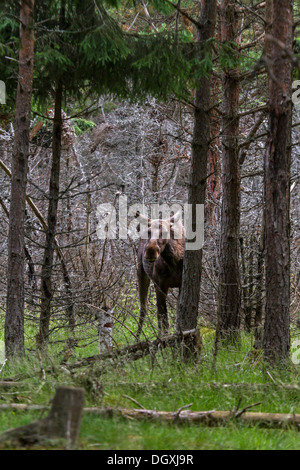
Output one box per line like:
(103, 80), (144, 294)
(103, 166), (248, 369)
(233, 396), (242, 416)
(140, 0), (158, 33)
(173, 403), (193, 419)
(122, 395), (146, 410)
(235, 0), (266, 24)
(0, 359), (7, 375)
(127, 10), (141, 32)
(266, 370), (276, 384)
(164, 0), (201, 29)
(235, 401), (262, 418)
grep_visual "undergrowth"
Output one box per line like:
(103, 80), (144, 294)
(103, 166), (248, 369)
(0, 315), (300, 450)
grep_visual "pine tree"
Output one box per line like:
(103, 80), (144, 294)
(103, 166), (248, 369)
(217, 0), (241, 344)
(176, 0), (217, 359)
(5, 0), (35, 357)
(263, 0), (293, 364)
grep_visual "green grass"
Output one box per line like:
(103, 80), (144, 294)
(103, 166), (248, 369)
(79, 417), (300, 450)
(2, 410), (299, 450)
(1, 314), (300, 450)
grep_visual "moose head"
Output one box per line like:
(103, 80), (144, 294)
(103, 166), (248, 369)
(135, 210), (185, 337)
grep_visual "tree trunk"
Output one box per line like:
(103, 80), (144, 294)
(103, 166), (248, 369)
(5, 0), (35, 357)
(37, 82), (63, 350)
(240, 237), (252, 331)
(217, 0), (241, 344)
(0, 387), (85, 447)
(176, 0), (217, 357)
(254, 209), (265, 349)
(253, 1), (272, 349)
(263, 0), (293, 364)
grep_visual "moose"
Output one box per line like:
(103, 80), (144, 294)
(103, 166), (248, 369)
(136, 210), (185, 337)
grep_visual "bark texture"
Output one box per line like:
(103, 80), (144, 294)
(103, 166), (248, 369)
(217, 0), (241, 343)
(37, 82), (63, 350)
(5, 0), (35, 357)
(176, 0), (217, 344)
(94, 407), (300, 430)
(263, 0), (293, 364)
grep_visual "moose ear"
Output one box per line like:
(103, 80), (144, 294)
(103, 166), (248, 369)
(135, 211), (149, 221)
(169, 223), (176, 239)
(169, 210), (182, 223)
(135, 210), (151, 228)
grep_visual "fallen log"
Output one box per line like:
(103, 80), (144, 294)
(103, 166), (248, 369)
(0, 404), (47, 411)
(68, 329), (200, 370)
(0, 381), (25, 389)
(1, 402), (300, 431)
(83, 407), (300, 430)
(0, 331), (200, 381)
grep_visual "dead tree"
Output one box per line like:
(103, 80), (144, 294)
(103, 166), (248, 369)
(37, 82), (63, 351)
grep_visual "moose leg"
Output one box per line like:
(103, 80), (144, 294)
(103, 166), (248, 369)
(137, 269), (150, 337)
(155, 286), (169, 336)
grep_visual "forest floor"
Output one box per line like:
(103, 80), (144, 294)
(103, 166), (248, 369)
(0, 324), (300, 450)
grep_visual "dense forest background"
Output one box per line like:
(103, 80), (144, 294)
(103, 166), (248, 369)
(0, 0), (300, 451)
(0, 0), (299, 373)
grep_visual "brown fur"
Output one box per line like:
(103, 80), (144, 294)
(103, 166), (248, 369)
(136, 214), (185, 337)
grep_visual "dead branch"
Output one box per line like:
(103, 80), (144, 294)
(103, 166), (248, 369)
(83, 407), (300, 430)
(0, 381), (25, 389)
(122, 394), (146, 410)
(2, 401), (300, 431)
(68, 329), (200, 370)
